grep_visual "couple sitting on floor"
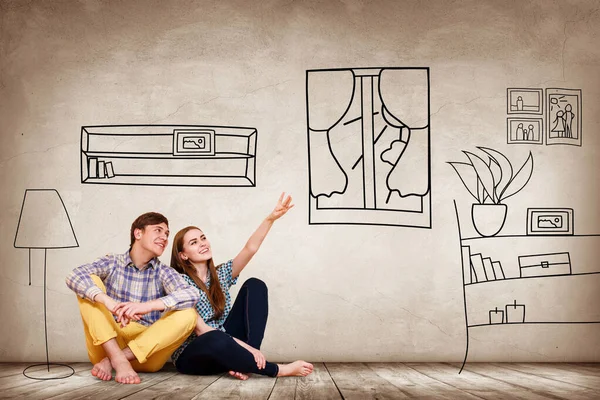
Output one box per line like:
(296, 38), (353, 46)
(65, 193), (313, 384)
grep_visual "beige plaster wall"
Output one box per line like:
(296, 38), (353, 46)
(1, 0), (599, 363)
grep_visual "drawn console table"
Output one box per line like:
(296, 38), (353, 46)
(80, 125), (257, 187)
(453, 202), (600, 373)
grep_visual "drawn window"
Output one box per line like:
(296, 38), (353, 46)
(306, 67), (431, 228)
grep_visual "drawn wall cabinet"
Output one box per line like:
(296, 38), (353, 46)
(454, 202), (600, 372)
(80, 125), (257, 187)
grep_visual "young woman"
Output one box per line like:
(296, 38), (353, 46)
(170, 193), (313, 379)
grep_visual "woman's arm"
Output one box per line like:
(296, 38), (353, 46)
(232, 337), (266, 369)
(194, 315), (216, 336)
(231, 193), (294, 278)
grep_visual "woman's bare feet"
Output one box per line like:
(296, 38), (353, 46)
(277, 360), (314, 377)
(228, 370), (249, 380)
(110, 356), (141, 384)
(91, 357), (112, 381)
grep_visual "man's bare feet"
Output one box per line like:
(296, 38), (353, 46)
(91, 357), (112, 381)
(277, 360), (314, 377)
(228, 370), (249, 380)
(111, 356), (141, 384)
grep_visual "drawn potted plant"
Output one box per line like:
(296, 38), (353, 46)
(448, 147), (534, 237)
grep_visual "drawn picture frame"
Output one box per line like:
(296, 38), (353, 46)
(526, 208), (574, 235)
(507, 88), (543, 115)
(546, 88), (582, 146)
(173, 129), (216, 156)
(506, 118), (543, 144)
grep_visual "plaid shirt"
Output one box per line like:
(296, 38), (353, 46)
(65, 251), (200, 326)
(171, 259), (237, 364)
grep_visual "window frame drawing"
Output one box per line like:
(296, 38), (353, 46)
(306, 67), (431, 228)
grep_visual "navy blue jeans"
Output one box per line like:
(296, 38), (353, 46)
(175, 278), (279, 377)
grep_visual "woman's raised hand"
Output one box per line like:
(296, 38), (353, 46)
(268, 192), (294, 221)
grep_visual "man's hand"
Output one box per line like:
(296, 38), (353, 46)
(114, 302), (154, 327)
(93, 293), (132, 327)
(94, 293), (120, 314)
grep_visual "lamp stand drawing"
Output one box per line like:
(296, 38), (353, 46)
(14, 189), (78, 380)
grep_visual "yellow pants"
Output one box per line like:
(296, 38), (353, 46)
(77, 275), (197, 372)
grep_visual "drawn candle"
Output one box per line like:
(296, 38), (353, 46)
(489, 307), (504, 324)
(505, 300), (526, 323)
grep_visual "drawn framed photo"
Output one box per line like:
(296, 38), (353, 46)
(546, 88), (582, 146)
(526, 208), (574, 235)
(507, 118), (543, 144)
(507, 88), (543, 115)
(173, 129), (216, 156)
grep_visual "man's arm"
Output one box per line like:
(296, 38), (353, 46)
(65, 255), (113, 302)
(116, 267), (200, 324)
(157, 266), (201, 310)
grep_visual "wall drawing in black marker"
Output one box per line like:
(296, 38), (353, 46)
(306, 67), (431, 228)
(546, 88), (582, 146)
(448, 147), (533, 237)
(81, 125), (257, 187)
(507, 118), (543, 144)
(453, 200), (600, 374)
(505, 87), (582, 146)
(507, 88), (543, 115)
(518, 252), (572, 278)
(14, 189), (78, 380)
(527, 208), (574, 235)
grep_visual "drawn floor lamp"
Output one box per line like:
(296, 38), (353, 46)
(14, 189), (78, 380)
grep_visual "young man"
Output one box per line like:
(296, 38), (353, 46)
(66, 212), (200, 384)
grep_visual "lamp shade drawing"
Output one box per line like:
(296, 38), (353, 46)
(14, 189), (78, 380)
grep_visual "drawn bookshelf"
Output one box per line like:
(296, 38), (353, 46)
(453, 201), (600, 373)
(80, 125), (257, 187)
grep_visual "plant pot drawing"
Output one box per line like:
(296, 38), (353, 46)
(448, 147), (534, 237)
(471, 203), (507, 237)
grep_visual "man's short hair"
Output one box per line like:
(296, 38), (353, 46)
(130, 212), (169, 246)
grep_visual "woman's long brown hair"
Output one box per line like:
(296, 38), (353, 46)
(170, 226), (226, 321)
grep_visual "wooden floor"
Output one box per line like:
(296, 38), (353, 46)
(0, 362), (599, 399)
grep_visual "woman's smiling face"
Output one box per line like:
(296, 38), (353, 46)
(180, 228), (213, 263)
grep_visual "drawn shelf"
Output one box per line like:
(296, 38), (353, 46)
(80, 125), (257, 187)
(453, 202), (600, 373)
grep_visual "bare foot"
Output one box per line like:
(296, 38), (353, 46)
(91, 357), (112, 381)
(111, 356), (141, 384)
(277, 360), (314, 377)
(228, 370), (249, 380)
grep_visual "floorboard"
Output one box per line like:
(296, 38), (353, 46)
(415, 362), (551, 400)
(501, 363), (600, 392)
(368, 362), (483, 399)
(326, 362), (409, 399)
(0, 363), (39, 378)
(44, 370), (176, 400)
(267, 376), (298, 400)
(563, 363), (600, 376)
(121, 373), (223, 400)
(191, 372), (276, 400)
(0, 362), (597, 399)
(269, 362), (344, 400)
(464, 363), (599, 400)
